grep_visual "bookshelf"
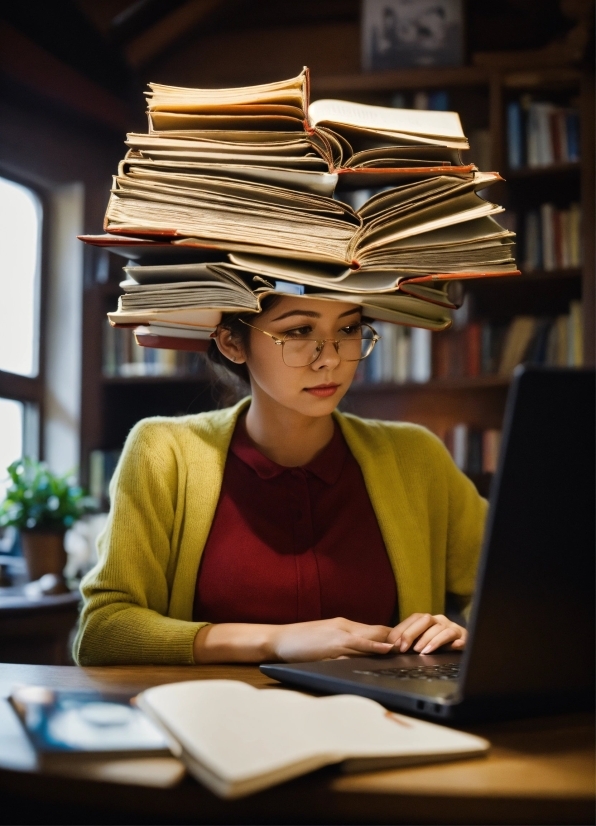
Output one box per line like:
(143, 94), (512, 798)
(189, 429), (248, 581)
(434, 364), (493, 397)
(79, 59), (594, 500)
(343, 60), (594, 484)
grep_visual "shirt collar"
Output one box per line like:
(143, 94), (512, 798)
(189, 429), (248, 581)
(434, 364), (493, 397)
(230, 418), (348, 485)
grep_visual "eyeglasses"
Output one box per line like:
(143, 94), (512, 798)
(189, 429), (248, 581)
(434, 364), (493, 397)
(239, 319), (381, 368)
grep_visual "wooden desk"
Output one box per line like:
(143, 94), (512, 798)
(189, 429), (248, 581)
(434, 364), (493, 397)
(0, 663), (593, 825)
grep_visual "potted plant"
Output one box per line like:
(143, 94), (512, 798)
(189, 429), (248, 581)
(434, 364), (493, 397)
(0, 458), (95, 588)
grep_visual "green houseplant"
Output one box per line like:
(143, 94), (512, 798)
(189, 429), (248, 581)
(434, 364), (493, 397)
(0, 458), (95, 585)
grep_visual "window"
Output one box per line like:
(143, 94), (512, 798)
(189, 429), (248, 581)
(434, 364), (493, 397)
(0, 176), (41, 377)
(0, 175), (43, 482)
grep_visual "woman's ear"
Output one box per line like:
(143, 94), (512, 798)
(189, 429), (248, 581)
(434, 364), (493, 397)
(213, 326), (247, 364)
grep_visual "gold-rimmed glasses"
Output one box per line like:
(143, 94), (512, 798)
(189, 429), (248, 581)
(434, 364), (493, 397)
(239, 319), (381, 368)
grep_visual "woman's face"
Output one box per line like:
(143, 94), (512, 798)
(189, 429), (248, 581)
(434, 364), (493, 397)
(220, 296), (364, 419)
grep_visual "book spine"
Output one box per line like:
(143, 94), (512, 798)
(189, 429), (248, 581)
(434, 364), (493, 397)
(569, 203), (581, 266)
(552, 207), (563, 270)
(523, 210), (541, 271)
(566, 111), (580, 162)
(482, 430), (502, 474)
(465, 322), (482, 378)
(507, 102), (523, 169)
(526, 103), (540, 167)
(409, 328), (432, 383)
(452, 424), (468, 471)
(444, 425), (503, 481)
(432, 332), (450, 380)
(395, 327), (410, 383)
(560, 208), (571, 269)
(549, 110), (561, 164)
(540, 203), (555, 271)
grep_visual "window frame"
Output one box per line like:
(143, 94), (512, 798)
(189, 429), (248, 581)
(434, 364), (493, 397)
(0, 168), (48, 460)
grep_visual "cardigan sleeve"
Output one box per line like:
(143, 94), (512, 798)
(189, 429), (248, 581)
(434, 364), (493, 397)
(436, 434), (488, 619)
(73, 420), (207, 666)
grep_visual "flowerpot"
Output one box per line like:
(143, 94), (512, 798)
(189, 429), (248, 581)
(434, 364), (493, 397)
(20, 530), (68, 584)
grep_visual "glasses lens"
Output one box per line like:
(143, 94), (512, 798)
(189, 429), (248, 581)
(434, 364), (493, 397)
(282, 338), (321, 367)
(280, 326), (378, 366)
(338, 325), (377, 361)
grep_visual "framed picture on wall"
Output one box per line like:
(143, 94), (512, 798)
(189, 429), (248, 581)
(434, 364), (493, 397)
(362, 0), (465, 71)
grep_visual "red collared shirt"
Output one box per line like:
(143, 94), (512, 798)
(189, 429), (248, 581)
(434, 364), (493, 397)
(193, 419), (398, 626)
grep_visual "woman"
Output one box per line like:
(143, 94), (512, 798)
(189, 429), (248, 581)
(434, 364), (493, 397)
(74, 295), (487, 666)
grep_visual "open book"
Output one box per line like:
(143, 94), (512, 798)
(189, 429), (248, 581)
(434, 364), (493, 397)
(144, 69), (473, 181)
(136, 680), (489, 799)
(104, 168), (516, 276)
(109, 262), (453, 332)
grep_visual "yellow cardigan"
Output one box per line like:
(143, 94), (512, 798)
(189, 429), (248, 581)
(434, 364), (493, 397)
(74, 399), (487, 666)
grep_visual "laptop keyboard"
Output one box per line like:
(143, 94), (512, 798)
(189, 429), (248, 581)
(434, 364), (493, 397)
(352, 663), (461, 681)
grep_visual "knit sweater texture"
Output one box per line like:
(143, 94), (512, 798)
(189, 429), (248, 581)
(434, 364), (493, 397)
(74, 399), (487, 666)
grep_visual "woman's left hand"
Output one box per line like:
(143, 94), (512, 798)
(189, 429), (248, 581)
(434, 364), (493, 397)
(387, 613), (467, 655)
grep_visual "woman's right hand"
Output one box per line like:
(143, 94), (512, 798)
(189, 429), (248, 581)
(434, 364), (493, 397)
(193, 618), (394, 664)
(269, 617), (394, 663)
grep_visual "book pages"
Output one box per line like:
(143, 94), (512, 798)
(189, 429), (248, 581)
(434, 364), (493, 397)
(137, 680), (489, 799)
(82, 67), (519, 345)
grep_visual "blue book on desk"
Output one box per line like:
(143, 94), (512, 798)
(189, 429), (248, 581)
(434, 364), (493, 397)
(9, 685), (169, 764)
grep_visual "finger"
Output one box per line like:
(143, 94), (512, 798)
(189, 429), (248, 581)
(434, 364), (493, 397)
(342, 636), (394, 657)
(420, 626), (462, 654)
(413, 623), (454, 652)
(387, 614), (427, 646)
(397, 614), (437, 652)
(346, 621), (392, 635)
(449, 630), (468, 649)
(336, 619), (392, 639)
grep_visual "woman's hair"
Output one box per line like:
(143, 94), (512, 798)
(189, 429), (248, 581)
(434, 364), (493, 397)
(206, 295), (281, 402)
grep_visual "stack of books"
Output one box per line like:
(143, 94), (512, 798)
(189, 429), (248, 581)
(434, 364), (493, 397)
(81, 68), (519, 349)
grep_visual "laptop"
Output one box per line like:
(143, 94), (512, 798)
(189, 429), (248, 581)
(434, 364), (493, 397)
(261, 367), (596, 722)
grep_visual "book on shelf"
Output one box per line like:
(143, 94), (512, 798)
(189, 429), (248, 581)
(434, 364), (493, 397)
(506, 97), (580, 169)
(521, 203), (581, 272)
(444, 426), (502, 476)
(354, 324), (432, 384)
(136, 679), (489, 799)
(103, 319), (205, 376)
(80, 68), (519, 349)
(359, 301), (584, 386)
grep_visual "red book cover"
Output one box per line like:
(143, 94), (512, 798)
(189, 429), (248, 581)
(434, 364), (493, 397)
(134, 333), (210, 352)
(432, 333), (450, 379)
(465, 323), (482, 377)
(549, 111), (562, 163)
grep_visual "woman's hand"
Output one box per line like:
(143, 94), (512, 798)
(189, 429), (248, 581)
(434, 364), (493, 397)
(193, 614), (466, 664)
(387, 613), (467, 655)
(270, 618), (394, 663)
(193, 618), (394, 664)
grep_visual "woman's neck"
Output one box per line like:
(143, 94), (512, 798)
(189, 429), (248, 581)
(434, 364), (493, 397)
(243, 394), (335, 467)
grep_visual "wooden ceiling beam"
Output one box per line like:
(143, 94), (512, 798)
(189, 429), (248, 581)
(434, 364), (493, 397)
(125, 0), (224, 68)
(0, 21), (130, 132)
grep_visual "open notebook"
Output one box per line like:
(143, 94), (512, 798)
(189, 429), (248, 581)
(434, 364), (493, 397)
(136, 680), (489, 799)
